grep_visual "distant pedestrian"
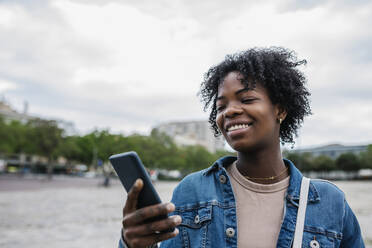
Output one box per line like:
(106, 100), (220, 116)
(103, 176), (110, 187)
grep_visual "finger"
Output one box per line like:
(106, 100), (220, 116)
(124, 203), (175, 227)
(127, 228), (179, 248)
(123, 179), (143, 215)
(125, 215), (182, 238)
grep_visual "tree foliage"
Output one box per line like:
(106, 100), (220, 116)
(335, 153), (361, 172)
(284, 149), (365, 172)
(26, 119), (64, 160)
(360, 145), (372, 169)
(285, 152), (313, 171)
(0, 118), (236, 172)
(1, 117), (371, 172)
(312, 155), (336, 171)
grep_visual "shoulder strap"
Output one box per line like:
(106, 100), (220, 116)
(292, 177), (310, 248)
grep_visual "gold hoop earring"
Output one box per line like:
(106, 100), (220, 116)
(279, 118), (283, 124)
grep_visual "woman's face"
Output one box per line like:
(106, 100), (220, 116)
(216, 71), (284, 152)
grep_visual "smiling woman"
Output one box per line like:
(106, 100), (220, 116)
(118, 47), (365, 248)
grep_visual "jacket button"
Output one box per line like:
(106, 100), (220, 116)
(310, 240), (320, 248)
(194, 215), (200, 224)
(225, 227), (235, 238)
(219, 175), (227, 184)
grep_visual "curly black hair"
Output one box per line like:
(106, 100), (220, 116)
(198, 47), (311, 144)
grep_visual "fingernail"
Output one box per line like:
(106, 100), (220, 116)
(135, 179), (141, 186)
(174, 228), (179, 235)
(167, 203), (175, 211)
(173, 215), (182, 224)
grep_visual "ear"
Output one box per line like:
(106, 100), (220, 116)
(275, 105), (287, 122)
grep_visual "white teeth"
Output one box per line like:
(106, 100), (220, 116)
(227, 124), (250, 132)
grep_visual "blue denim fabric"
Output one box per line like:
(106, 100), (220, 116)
(119, 156), (365, 248)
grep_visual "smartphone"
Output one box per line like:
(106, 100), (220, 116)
(109, 151), (173, 229)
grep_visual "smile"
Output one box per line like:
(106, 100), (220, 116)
(226, 123), (252, 132)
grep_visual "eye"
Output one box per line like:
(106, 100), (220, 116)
(241, 98), (255, 103)
(216, 105), (225, 112)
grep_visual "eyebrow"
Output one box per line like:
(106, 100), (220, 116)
(216, 87), (251, 101)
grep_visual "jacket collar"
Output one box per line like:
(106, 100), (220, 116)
(203, 156), (320, 203)
(285, 158), (320, 203)
(203, 155), (236, 175)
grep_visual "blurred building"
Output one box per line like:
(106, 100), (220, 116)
(153, 120), (225, 153)
(0, 100), (33, 123)
(292, 144), (368, 159)
(0, 99), (76, 134)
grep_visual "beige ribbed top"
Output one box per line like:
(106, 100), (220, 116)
(226, 162), (290, 248)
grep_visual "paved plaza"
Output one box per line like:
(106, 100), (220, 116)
(0, 175), (371, 247)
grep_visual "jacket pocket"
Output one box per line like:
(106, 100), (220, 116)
(177, 205), (212, 248)
(300, 226), (340, 248)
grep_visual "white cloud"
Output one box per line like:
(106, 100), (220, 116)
(0, 5), (14, 28)
(0, 0), (371, 146)
(0, 79), (17, 93)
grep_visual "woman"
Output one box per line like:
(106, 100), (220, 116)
(119, 47), (365, 247)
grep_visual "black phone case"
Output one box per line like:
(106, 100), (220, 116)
(109, 151), (173, 230)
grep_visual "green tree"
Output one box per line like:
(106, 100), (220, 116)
(312, 155), (335, 171)
(335, 153), (361, 172)
(58, 136), (82, 162)
(73, 132), (101, 167)
(0, 118), (32, 154)
(360, 145), (372, 169)
(89, 130), (123, 166)
(0, 117), (13, 153)
(284, 152), (313, 171)
(182, 145), (215, 173)
(26, 119), (64, 179)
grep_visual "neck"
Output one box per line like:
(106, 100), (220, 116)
(236, 142), (288, 184)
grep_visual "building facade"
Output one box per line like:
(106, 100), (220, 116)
(0, 100), (75, 135)
(0, 100), (32, 123)
(292, 144), (368, 159)
(153, 120), (225, 153)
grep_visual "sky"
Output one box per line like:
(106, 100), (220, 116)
(0, 0), (371, 148)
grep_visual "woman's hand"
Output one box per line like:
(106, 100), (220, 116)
(122, 179), (181, 248)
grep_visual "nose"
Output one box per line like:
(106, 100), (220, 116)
(223, 104), (243, 118)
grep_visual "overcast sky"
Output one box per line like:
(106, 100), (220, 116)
(0, 0), (371, 148)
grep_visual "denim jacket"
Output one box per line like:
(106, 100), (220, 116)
(119, 156), (365, 248)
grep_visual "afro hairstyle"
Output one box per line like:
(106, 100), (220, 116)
(198, 47), (312, 144)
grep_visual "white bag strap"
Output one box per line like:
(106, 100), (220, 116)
(292, 177), (310, 248)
